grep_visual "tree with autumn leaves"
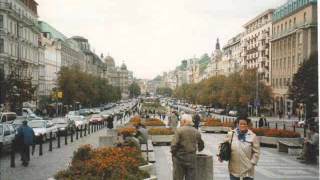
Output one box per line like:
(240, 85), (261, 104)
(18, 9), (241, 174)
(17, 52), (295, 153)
(173, 69), (272, 109)
(57, 65), (121, 107)
(289, 52), (318, 121)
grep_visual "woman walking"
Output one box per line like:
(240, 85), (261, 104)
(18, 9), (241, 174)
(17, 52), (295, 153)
(218, 115), (260, 180)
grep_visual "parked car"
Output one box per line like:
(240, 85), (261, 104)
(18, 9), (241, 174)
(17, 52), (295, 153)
(79, 109), (90, 116)
(28, 120), (58, 142)
(51, 118), (75, 135)
(65, 111), (80, 119)
(228, 110), (238, 117)
(88, 114), (104, 124)
(70, 116), (89, 128)
(12, 116), (28, 129)
(0, 112), (17, 123)
(0, 123), (16, 152)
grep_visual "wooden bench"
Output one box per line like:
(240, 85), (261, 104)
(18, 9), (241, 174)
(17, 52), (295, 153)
(278, 140), (302, 155)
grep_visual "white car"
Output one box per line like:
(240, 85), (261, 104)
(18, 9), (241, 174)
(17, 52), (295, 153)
(28, 120), (58, 141)
(228, 110), (238, 117)
(70, 116), (88, 128)
(0, 123), (16, 152)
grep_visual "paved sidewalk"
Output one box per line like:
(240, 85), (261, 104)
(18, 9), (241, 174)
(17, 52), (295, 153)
(0, 125), (116, 180)
(154, 132), (319, 180)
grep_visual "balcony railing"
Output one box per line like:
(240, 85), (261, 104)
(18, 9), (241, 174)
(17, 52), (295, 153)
(0, 2), (10, 10)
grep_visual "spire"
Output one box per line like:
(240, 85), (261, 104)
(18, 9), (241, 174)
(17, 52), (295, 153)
(216, 38), (220, 50)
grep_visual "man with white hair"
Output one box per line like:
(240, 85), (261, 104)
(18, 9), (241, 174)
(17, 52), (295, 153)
(171, 114), (205, 180)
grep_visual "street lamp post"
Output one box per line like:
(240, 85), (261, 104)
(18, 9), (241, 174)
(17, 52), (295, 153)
(255, 67), (262, 117)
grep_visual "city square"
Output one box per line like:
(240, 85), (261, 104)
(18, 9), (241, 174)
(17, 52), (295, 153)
(0, 0), (319, 180)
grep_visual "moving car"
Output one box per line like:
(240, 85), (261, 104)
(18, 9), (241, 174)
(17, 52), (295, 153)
(0, 123), (16, 152)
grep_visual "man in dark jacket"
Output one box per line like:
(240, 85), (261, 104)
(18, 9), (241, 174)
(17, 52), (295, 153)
(171, 114), (204, 180)
(16, 121), (35, 166)
(193, 113), (201, 130)
(107, 115), (114, 129)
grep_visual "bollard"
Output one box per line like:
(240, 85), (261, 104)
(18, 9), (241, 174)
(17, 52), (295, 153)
(76, 127), (79, 140)
(65, 129), (68, 145)
(88, 124), (90, 135)
(80, 125), (83, 138)
(10, 140), (15, 168)
(255, 121), (258, 128)
(84, 124), (87, 136)
(39, 134), (43, 156)
(49, 132), (53, 152)
(275, 123), (278, 129)
(57, 130), (61, 148)
(267, 122), (270, 128)
(283, 123), (286, 130)
(293, 125), (296, 132)
(71, 127), (74, 142)
(91, 123), (94, 133)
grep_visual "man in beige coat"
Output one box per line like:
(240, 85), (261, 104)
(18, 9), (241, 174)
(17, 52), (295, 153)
(219, 116), (260, 180)
(171, 114), (204, 180)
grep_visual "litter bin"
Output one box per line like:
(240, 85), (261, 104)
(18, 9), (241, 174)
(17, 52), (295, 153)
(196, 154), (214, 180)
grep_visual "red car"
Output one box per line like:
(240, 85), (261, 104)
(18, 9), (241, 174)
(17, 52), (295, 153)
(88, 114), (104, 124)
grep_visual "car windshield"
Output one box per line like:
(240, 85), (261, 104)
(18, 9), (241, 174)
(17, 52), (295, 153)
(28, 121), (45, 128)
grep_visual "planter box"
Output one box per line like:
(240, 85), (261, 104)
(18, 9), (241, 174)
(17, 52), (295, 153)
(144, 175), (157, 180)
(221, 126), (231, 132)
(146, 125), (166, 130)
(257, 136), (302, 146)
(150, 135), (173, 144)
(201, 126), (224, 133)
(139, 163), (157, 176)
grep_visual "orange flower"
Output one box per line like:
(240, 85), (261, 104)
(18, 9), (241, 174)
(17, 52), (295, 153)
(148, 128), (174, 135)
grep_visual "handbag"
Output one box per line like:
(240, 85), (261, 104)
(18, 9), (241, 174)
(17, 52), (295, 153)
(218, 131), (234, 161)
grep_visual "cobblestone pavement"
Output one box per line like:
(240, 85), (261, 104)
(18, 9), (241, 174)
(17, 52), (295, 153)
(155, 132), (319, 180)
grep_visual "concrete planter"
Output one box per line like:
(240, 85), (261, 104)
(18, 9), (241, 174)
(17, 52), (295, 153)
(146, 125), (166, 130)
(150, 135), (173, 143)
(196, 154), (213, 180)
(257, 136), (302, 146)
(139, 163), (157, 176)
(221, 126), (231, 132)
(201, 126), (224, 133)
(144, 175), (157, 180)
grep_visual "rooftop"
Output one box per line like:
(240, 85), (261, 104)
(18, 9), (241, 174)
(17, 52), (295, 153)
(38, 21), (67, 41)
(272, 0), (317, 22)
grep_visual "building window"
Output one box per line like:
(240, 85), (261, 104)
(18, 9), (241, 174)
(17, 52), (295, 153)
(289, 20), (292, 29)
(0, 39), (4, 53)
(304, 12), (307, 24)
(293, 17), (296, 26)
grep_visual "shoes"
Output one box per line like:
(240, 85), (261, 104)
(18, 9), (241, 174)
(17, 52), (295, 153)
(22, 162), (29, 167)
(296, 156), (304, 160)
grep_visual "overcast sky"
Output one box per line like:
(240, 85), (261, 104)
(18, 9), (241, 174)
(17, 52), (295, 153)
(37, 0), (287, 79)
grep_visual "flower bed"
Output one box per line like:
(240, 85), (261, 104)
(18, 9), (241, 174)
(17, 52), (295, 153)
(54, 145), (149, 180)
(130, 116), (142, 126)
(117, 127), (137, 136)
(251, 128), (300, 138)
(148, 128), (174, 135)
(143, 119), (165, 126)
(204, 118), (222, 126)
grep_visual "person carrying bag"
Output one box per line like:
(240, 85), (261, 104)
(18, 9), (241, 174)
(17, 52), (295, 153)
(217, 115), (260, 180)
